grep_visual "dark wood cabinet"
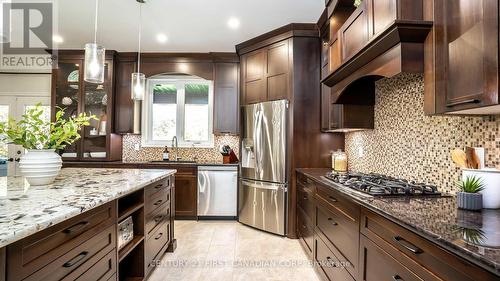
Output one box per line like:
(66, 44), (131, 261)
(174, 168), (197, 219)
(114, 54), (137, 134)
(359, 235), (431, 281)
(214, 63), (239, 134)
(52, 51), (122, 161)
(240, 39), (291, 105)
(266, 40), (290, 101)
(6, 202), (117, 281)
(241, 49), (267, 104)
(425, 0), (500, 114)
(314, 236), (355, 281)
(3, 176), (175, 281)
(322, 0), (430, 88)
(339, 1), (369, 62)
(296, 170), (500, 281)
(328, 104), (374, 132)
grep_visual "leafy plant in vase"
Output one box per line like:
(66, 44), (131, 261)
(457, 176), (485, 211)
(0, 104), (95, 185)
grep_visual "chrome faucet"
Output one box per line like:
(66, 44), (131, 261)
(171, 136), (180, 161)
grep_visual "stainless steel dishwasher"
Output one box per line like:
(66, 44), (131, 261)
(197, 165), (238, 219)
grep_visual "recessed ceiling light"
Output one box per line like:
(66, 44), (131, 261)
(52, 35), (64, 43)
(156, 33), (168, 43)
(227, 17), (240, 30)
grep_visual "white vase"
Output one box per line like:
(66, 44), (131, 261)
(462, 169), (500, 209)
(19, 149), (62, 186)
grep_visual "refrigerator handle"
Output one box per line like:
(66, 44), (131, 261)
(241, 179), (287, 191)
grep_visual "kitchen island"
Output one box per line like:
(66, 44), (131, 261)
(0, 168), (176, 281)
(296, 168), (500, 281)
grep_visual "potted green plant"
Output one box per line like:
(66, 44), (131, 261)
(0, 104), (95, 185)
(457, 176), (485, 211)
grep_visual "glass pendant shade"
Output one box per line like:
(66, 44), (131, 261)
(131, 72), (145, 100)
(84, 43), (105, 83)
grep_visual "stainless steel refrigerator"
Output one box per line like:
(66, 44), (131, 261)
(239, 99), (288, 235)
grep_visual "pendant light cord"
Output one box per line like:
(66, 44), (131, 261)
(93, 0), (99, 44)
(137, 2), (142, 73)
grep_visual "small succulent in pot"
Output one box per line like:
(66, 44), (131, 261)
(456, 176), (485, 211)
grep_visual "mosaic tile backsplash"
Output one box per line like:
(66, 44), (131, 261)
(345, 73), (500, 194)
(122, 134), (240, 163)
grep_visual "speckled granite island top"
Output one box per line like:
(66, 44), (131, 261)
(297, 168), (500, 276)
(0, 168), (176, 248)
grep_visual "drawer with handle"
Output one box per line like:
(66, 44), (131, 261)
(145, 184), (170, 215)
(146, 221), (171, 275)
(6, 202), (115, 281)
(146, 201), (170, 236)
(297, 181), (315, 221)
(359, 234), (437, 281)
(314, 235), (355, 281)
(297, 205), (314, 256)
(145, 177), (171, 197)
(315, 203), (359, 277)
(361, 208), (499, 281)
(20, 224), (116, 281)
(315, 182), (360, 225)
(61, 249), (116, 281)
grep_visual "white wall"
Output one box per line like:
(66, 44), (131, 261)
(0, 74), (51, 98)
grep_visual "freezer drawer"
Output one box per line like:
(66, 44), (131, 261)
(197, 166), (238, 217)
(238, 179), (286, 235)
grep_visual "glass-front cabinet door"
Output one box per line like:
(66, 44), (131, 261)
(54, 60), (81, 160)
(82, 62), (110, 159)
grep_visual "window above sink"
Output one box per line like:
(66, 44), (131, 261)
(141, 75), (214, 148)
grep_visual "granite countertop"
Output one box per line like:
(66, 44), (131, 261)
(297, 168), (500, 277)
(0, 168), (175, 248)
(63, 160), (239, 167)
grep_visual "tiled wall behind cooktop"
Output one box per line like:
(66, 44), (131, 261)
(345, 73), (500, 194)
(122, 134), (240, 163)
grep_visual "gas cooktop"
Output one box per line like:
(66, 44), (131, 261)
(325, 172), (442, 196)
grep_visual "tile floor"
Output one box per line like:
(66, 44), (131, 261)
(148, 220), (321, 281)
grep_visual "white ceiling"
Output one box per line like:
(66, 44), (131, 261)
(54, 0), (325, 52)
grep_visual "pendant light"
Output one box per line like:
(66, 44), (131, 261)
(84, 0), (105, 83)
(131, 0), (146, 100)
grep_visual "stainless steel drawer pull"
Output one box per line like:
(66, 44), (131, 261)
(154, 184), (163, 189)
(63, 251), (88, 268)
(393, 236), (423, 254)
(155, 232), (163, 240)
(392, 275), (403, 281)
(154, 215), (163, 223)
(154, 199), (163, 206)
(446, 99), (480, 107)
(327, 218), (338, 226)
(328, 196), (338, 203)
(63, 221), (89, 234)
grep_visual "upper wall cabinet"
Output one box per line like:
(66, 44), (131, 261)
(52, 50), (122, 161)
(425, 0), (500, 115)
(322, 0), (432, 87)
(240, 40), (290, 105)
(214, 63), (239, 134)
